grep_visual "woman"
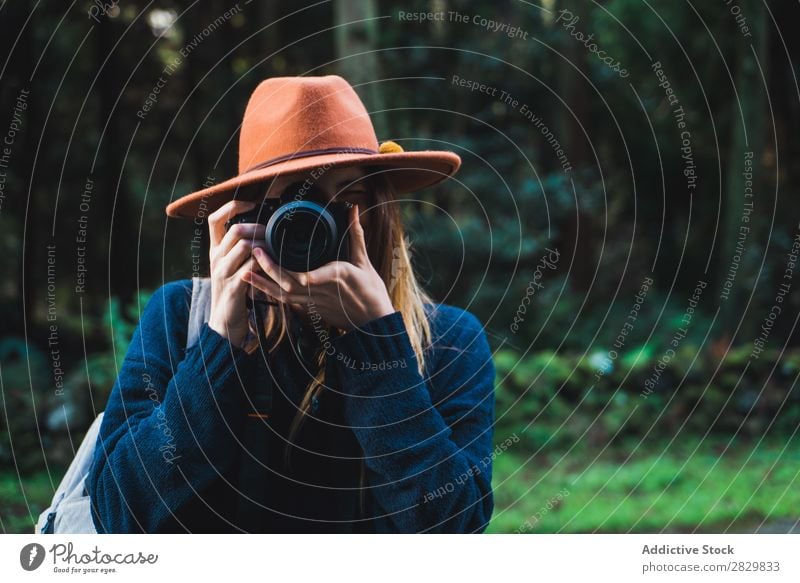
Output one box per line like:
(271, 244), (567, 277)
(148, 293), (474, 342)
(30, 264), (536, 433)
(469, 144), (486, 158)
(87, 75), (496, 533)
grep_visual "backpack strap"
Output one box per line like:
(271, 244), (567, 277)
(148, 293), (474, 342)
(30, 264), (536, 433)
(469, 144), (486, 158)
(37, 277), (219, 534)
(187, 276), (213, 349)
(36, 411), (105, 534)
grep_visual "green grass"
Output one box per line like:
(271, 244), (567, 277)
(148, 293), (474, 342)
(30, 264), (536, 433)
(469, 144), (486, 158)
(2, 437), (798, 533)
(488, 435), (800, 533)
(0, 469), (64, 534)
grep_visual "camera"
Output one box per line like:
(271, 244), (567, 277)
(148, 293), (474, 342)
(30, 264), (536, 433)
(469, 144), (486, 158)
(224, 181), (352, 272)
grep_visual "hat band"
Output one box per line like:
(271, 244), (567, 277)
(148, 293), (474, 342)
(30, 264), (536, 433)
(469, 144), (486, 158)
(244, 146), (378, 173)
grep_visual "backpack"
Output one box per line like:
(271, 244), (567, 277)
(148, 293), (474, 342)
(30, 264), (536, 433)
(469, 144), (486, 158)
(35, 277), (213, 534)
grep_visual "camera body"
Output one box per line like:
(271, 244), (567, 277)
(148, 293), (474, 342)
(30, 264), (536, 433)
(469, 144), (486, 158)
(225, 183), (352, 272)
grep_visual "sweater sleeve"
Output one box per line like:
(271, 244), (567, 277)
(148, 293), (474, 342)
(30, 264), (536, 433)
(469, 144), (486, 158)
(330, 307), (496, 533)
(87, 280), (253, 533)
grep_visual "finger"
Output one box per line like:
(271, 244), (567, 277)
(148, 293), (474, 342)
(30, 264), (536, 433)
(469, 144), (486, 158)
(216, 238), (260, 279)
(242, 269), (311, 305)
(207, 199), (258, 247)
(214, 222), (267, 259)
(304, 260), (351, 289)
(348, 204), (369, 267)
(235, 256), (260, 280)
(228, 256), (261, 299)
(252, 246), (307, 294)
(236, 257), (267, 304)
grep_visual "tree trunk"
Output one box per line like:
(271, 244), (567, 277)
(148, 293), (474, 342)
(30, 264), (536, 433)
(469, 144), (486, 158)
(718, 0), (767, 337)
(333, 0), (386, 139)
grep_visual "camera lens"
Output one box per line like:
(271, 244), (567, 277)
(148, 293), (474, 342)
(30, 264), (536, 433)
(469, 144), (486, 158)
(266, 201), (338, 272)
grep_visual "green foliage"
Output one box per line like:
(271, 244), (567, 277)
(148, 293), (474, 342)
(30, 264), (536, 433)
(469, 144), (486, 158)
(0, 469), (65, 534)
(488, 437), (800, 533)
(105, 288), (154, 365)
(0, 339), (50, 473)
(0, 290), (152, 473)
(494, 343), (800, 452)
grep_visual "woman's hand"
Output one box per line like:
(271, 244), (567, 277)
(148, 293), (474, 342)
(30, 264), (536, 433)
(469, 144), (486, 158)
(207, 200), (267, 347)
(242, 204), (395, 331)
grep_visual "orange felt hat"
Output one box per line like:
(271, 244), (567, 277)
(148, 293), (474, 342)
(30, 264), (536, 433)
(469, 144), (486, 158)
(165, 75), (462, 219)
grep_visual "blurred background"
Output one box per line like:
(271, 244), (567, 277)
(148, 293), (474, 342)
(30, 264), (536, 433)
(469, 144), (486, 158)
(1, 0), (799, 533)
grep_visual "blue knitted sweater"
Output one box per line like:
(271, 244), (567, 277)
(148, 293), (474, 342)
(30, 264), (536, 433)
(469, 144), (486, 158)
(87, 278), (496, 533)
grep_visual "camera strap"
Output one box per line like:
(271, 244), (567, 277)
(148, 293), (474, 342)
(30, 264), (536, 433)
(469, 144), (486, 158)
(246, 300), (274, 417)
(234, 301), (274, 532)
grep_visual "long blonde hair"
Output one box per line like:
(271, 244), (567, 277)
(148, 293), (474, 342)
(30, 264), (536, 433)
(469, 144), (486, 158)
(241, 167), (433, 517)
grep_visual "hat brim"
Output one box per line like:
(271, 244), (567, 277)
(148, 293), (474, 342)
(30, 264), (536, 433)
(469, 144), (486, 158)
(165, 150), (461, 219)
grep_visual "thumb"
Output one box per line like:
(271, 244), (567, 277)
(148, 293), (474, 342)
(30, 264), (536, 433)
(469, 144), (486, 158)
(348, 204), (369, 267)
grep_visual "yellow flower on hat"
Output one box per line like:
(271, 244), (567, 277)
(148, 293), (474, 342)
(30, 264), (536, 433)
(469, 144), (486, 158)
(378, 140), (404, 154)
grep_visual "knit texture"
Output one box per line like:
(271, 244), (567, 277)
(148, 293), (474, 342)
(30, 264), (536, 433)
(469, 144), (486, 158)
(87, 279), (496, 533)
